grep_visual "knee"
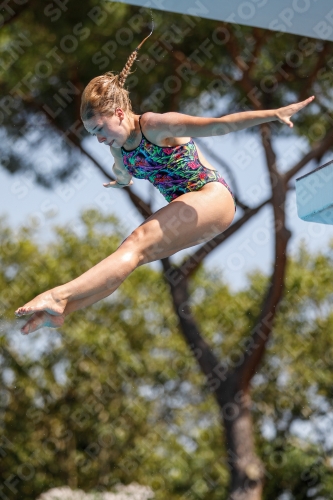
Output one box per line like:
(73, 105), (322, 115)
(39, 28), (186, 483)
(120, 222), (161, 266)
(119, 227), (147, 266)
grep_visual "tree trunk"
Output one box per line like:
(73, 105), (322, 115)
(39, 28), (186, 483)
(221, 388), (264, 500)
(163, 260), (266, 498)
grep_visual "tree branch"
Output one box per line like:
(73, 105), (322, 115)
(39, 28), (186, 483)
(161, 258), (222, 378)
(283, 126), (333, 184)
(237, 124), (291, 387)
(223, 28), (262, 108)
(299, 42), (332, 101)
(247, 28), (268, 76)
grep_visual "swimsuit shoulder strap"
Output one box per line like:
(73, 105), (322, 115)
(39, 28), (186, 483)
(139, 114), (147, 138)
(138, 113), (162, 149)
(138, 113), (152, 144)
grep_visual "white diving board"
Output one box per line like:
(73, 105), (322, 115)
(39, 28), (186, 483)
(296, 160), (333, 225)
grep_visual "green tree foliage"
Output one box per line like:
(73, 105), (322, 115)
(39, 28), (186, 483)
(0, 211), (228, 499)
(1, 212), (333, 500)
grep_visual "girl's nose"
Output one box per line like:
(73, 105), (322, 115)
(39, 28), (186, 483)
(97, 135), (105, 143)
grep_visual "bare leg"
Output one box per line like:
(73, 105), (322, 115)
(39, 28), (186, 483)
(17, 254), (138, 334)
(17, 183), (235, 334)
(15, 243), (139, 317)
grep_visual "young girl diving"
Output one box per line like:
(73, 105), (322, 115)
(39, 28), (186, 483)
(15, 34), (314, 334)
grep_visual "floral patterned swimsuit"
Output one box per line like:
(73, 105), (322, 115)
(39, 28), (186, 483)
(121, 114), (236, 211)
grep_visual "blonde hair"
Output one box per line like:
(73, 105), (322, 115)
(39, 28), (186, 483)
(80, 34), (151, 120)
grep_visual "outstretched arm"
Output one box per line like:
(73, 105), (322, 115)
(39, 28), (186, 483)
(147, 96), (315, 139)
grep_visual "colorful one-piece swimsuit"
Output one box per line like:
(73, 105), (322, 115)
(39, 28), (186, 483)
(121, 114), (237, 212)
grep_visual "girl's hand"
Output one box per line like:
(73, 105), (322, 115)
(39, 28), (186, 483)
(103, 179), (133, 188)
(276, 96), (315, 128)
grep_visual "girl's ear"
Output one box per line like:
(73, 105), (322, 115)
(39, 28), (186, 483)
(115, 107), (125, 120)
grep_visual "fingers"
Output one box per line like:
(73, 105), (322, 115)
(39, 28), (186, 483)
(297, 95), (315, 110)
(283, 119), (293, 128)
(103, 180), (133, 188)
(276, 96), (314, 129)
(103, 182), (119, 189)
(281, 96), (315, 124)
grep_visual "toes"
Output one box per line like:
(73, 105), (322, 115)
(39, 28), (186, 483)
(16, 306), (37, 316)
(20, 311), (65, 335)
(18, 306), (40, 315)
(52, 315), (65, 328)
(21, 323), (31, 335)
(15, 297), (65, 317)
(15, 308), (27, 316)
(21, 318), (33, 335)
(20, 312), (45, 335)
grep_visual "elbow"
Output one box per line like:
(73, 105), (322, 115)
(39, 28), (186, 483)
(212, 122), (232, 135)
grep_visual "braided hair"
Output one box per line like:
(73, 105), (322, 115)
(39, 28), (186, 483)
(80, 33), (152, 120)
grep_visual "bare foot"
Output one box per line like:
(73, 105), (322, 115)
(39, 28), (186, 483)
(15, 288), (67, 317)
(20, 311), (65, 335)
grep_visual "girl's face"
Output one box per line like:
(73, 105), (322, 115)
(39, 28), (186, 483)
(83, 109), (128, 149)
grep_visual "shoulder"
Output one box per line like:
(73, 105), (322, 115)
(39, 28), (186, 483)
(140, 112), (195, 140)
(141, 111), (185, 127)
(140, 112), (165, 132)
